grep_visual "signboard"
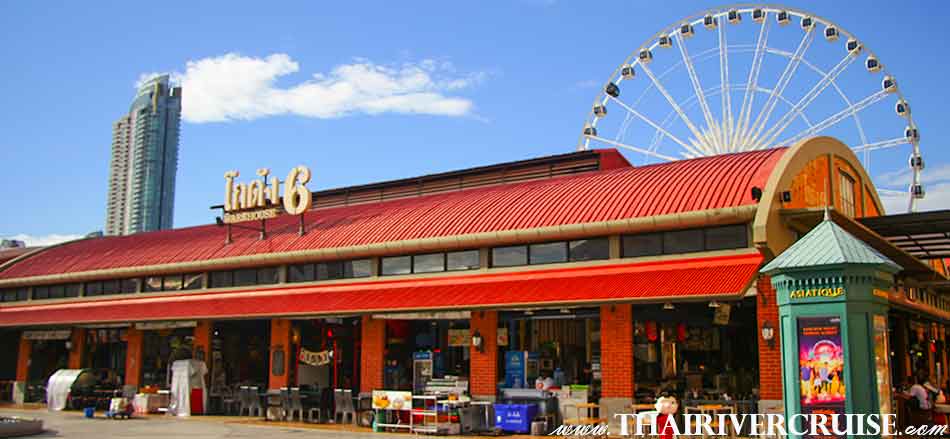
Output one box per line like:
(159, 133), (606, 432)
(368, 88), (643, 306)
(222, 166), (313, 224)
(504, 351), (527, 388)
(497, 327), (509, 346)
(790, 287), (845, 300)
(298, 348), (331, 367)
(135, 321), (197, 330)
(798, 316), (846, 438)
(372, 390), (412, 411)
(448, 329), (469, 347)
(23, 330), (71, 340)
(712, 303), (732, 325)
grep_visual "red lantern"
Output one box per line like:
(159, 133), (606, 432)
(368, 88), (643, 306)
(677, 323), (687, 342)
(646, 321), (658, 342)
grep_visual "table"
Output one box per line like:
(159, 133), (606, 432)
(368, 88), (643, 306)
(564, 402), (602, 425)
(133, 393), (170, 414)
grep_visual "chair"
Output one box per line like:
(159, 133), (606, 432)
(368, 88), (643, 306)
(221, 387), (240, 415)
(333, 389), (356, 424)
(278, 387), (290, 421)
(241, 386), (263, 417)
(287, 387), (305, 422)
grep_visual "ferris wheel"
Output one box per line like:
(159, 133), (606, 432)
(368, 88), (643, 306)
(579, 5), (925, 212)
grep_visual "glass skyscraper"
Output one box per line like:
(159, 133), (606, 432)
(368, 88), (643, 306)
(105, 75), (182, 236)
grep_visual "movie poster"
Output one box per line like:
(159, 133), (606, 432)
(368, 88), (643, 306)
(798, 316), (846, 438)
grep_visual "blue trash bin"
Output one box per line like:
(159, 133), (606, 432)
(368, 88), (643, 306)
(493, 403), (538, 433)
(84, 407), (95, 418)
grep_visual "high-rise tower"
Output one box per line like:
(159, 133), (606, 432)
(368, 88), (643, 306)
(105, 75), (182, 236)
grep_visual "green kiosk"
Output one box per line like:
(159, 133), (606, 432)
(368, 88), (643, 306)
(761, 212), (900, 438)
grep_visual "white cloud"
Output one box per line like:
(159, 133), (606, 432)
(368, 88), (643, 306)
(139, 54), (486, 123)
(876, 161), (950, 214)
(574, 79), (600, 89)
(2, 233), (84, 247)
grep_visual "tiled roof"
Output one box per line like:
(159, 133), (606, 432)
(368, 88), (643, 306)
(761, 216), (901, 273)
(0, 148), (786, 280)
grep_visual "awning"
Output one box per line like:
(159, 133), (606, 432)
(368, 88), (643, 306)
(0, 251), (763, 327)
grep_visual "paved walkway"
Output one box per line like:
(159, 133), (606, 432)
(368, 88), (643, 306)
(0, 408), (386, 439)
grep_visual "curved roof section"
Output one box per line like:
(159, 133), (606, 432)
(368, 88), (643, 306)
(0, 148), (786, 280)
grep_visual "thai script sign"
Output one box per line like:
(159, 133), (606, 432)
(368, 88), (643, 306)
(222, 166), (313, 223)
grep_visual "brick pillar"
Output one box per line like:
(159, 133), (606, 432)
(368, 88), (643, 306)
(601, 303), (633, 433)
(13, 337), (30, 403)
(359, 316), (386, 393)
(269, 319), (293, 390)
(193, 320), (213, 363)
(757, 275), (783, 413)
(68, 328), (85, 369)
(470, 310), (498, 400)
(125, 328), (144, 389)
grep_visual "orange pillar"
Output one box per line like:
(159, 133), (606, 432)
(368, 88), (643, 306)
(359, 316), (386, 393)
(125, 328), (144, 389)
(16, 337), (31, 382)
(600, 304), (634, 398)
(68, 328), (86, 369)
(470, 311), (498, 399)
(601, 303), (634, 433)
(193, 320), (213, 363)
(757, 275), (784, 411)
(268, 319), (293, 390)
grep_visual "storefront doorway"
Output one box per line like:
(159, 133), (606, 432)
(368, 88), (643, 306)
(293, 317), (360, 391)
(499, 308), (600, 391)
(632, 298), (759, 402)
(381, 317), (471, 392)
(208, 320), (270, 395)
(85, 328), (128, 377)
(140, 326), (194, 388)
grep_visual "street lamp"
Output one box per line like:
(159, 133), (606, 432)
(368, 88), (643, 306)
(761, 321), (776, 348)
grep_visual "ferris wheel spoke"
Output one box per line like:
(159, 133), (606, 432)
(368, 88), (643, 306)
(748, 30), (816, 148)
(780, 89), (890, 145)
(759, 52), (859, 148)
(718, 23), (733, 152)
(639, 63), (714, 155)
(735, 14), (771, 151)
(852, 137), (909, 153)
(674, 33), (719, 152)
(608, 96), (707, 157)
(584, 134), (679, 161)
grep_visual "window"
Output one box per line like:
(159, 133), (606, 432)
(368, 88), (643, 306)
(623, 225), (748, 258)
(49, 285), (65, 299)
(121, 279), (139, 294)
(529, 242), (568, 265)
(182, 274), (203, 290)
(0, 288), (28, 302)
(622, 233), (663, 258)
(144, 276), (164, 292)
(289, 263), (315, 282)
(347, 259), (373, 278)
(381, 256), (412, 275)
(663, 229), (704, 254)
(234, 269), (257, 287)
(447, 250), (480, 271)
(86, 281), (103, 296)
(101, 280), (121, 295)
(32, 286), (49, 300)
(839, 171), (856, 217)
(289, 259), (372, 282)
(705, 225), (748, 250)
(163, 275), (183, 291)
(569, 238), (610, 261)
(257, 267), (279, 285)
(413, 253), (445, 274)
(492, 245), (528, 267)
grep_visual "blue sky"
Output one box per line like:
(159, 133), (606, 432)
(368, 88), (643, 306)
(1, 0), (948, 245)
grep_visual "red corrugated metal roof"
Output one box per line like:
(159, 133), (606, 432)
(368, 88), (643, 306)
(0, 252), (763, 326)
(0, 148), (785, 279)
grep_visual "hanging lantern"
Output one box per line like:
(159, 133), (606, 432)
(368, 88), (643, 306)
(677, 323), (687, 342)
(646, 321), (658, 342)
